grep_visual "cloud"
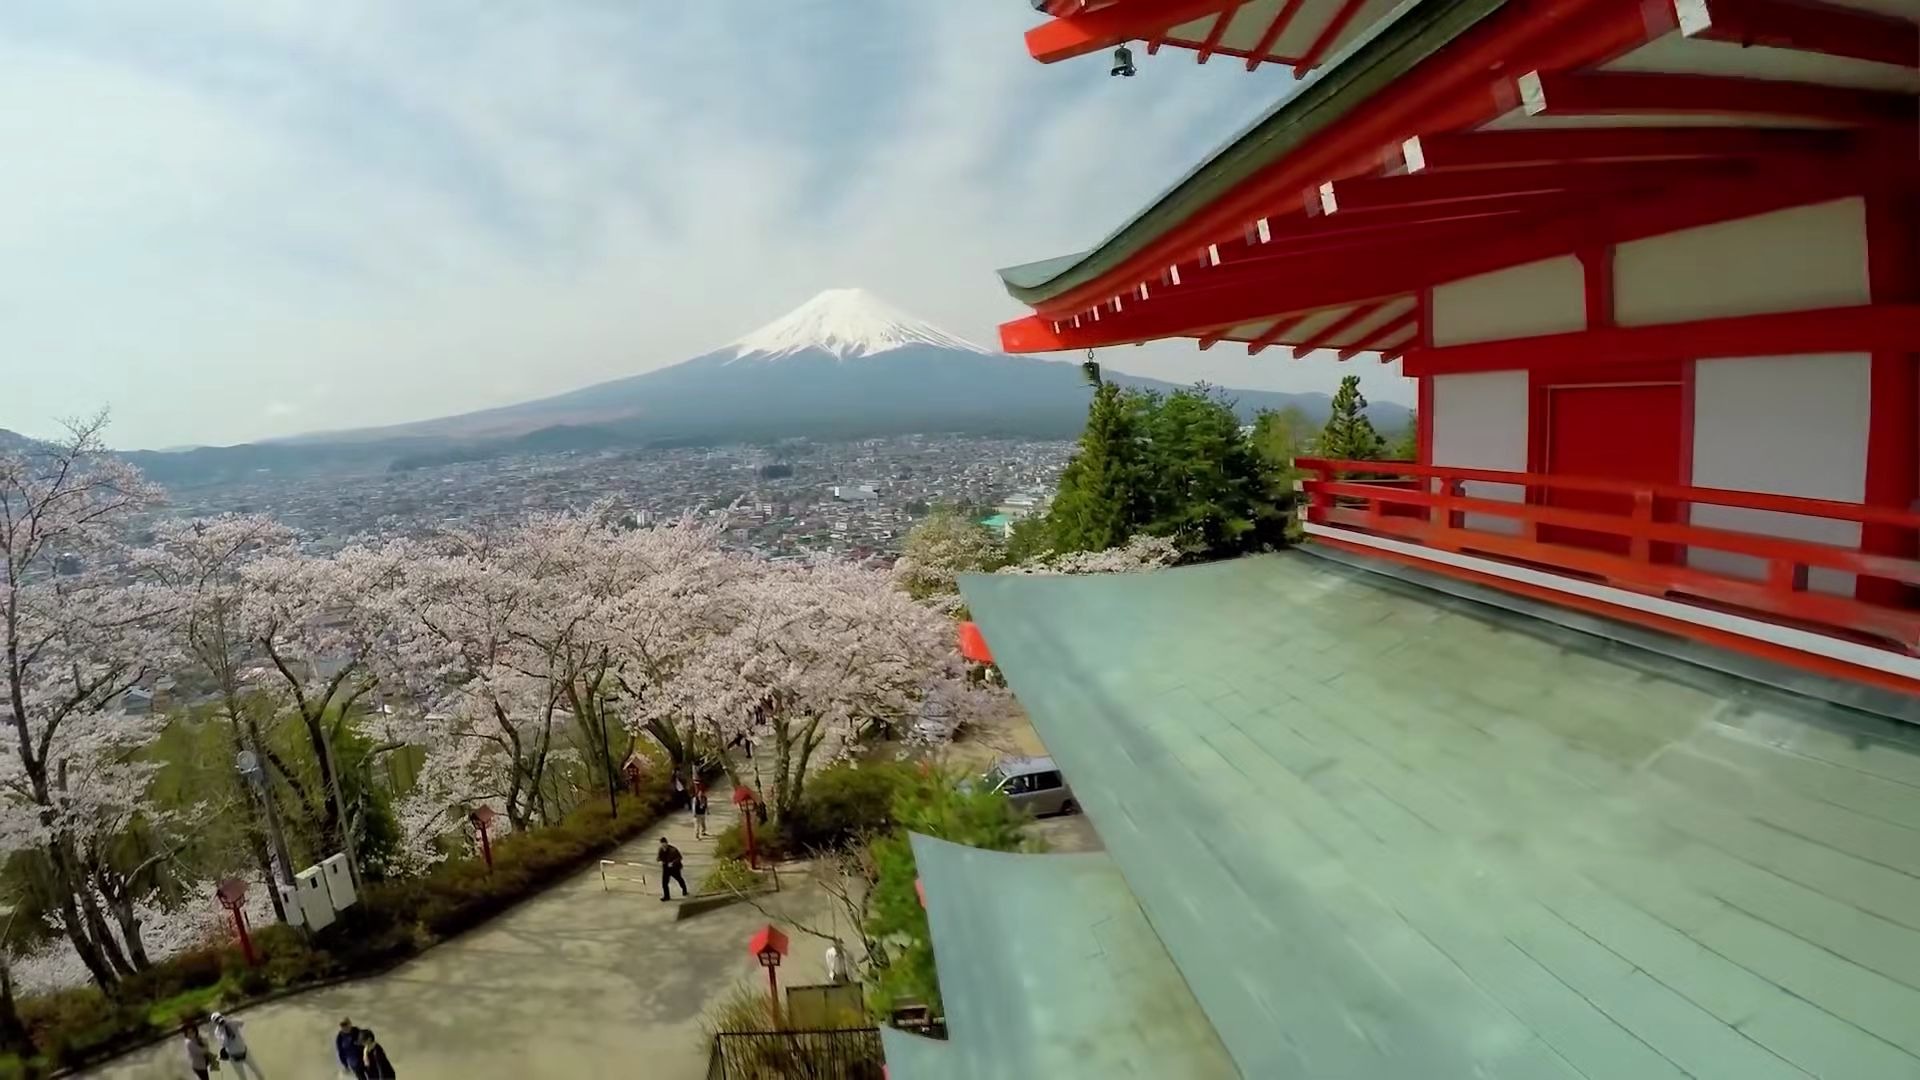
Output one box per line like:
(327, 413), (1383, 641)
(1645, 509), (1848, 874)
(0, 1), (1413, 449)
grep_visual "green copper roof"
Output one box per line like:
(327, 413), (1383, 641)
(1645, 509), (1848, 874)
(958, 553), (1920, 1079)
(997, 0), (1506, 306)
(880, 836), (1236, 1079)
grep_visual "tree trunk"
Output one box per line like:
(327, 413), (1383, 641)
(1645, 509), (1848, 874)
(0, 960), (30, 1057)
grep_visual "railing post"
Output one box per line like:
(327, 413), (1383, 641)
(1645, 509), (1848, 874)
(1305, 460), (1333, 525)
(1768, 559), (1809, 594)
(1433, 477), (1463, 550)
(1630, 490), (1654, 563)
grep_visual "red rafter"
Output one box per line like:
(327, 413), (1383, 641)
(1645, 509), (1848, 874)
(1244, 0), (1308, 70)
(1678, 0), (1919, 70)
(1195, 4), (1242, 64)
(1291, 0), (1369, 75)
(1317, 160), (1735, 217)
(1394, 128), (1851, 174)
(1520, 69), (1917, 127)
(1347, 308), (1421, 353)
(1246, 312), (1316, 355)
(1294, 300), (1398, 356)
(1026, 0), (1240, 63)
(1023, 0), (1665, 318)
(999, 153), (1857, 351)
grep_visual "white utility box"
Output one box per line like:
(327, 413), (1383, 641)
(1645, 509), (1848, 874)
(276, 883), (305, 928)
(295, 866), (335, 931)
(321, 853), (357, 911)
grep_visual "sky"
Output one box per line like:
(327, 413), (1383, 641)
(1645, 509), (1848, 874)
(1, 1), (1416, 450)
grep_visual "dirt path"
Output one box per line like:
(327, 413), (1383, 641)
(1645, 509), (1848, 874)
(86, 783), (843, 1080)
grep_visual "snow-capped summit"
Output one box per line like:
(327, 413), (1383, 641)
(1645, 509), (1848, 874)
(725, 287), (993, 361)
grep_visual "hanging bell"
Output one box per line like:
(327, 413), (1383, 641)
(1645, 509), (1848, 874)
(1110, 45), (1136, 78)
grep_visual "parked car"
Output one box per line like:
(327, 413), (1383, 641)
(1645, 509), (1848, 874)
(981, 755), (1077, 817)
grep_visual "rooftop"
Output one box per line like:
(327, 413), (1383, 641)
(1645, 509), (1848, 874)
(957, 552), (1920, 1079)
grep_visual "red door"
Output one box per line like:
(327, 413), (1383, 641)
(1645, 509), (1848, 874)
(1542, 383), (1685, 555)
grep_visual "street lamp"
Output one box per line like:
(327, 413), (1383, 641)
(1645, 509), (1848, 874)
(215, 878), (257, 967)
(468, 805), (497, 872)
(732, 785), (760, 870)
(748, 924), (790, 1024)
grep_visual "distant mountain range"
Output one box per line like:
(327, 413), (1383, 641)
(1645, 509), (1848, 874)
(16, 289), (1410, 488)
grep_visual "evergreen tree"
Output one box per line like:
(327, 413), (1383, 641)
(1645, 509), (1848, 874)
(1046, 381), (1153, 554)
(1318, 374), (1386, 461)
(1144, 386), (1286, 553)
(1387, 411), (1418, 461)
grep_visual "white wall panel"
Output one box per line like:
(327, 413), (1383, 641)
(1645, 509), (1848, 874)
(1690, 354), (1870, 594)
(1615, 199), (1870, 327)
(1431, 256), (1586, 346)
(1431, 371), (1529, 534)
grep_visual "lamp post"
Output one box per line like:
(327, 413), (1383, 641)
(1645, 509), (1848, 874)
(748, 924), (789, 1024)
(215, 878), (257, 967)
(469, 805), (497, 872)
(235, 749), (298, 917)
(732, 785), (759, 870)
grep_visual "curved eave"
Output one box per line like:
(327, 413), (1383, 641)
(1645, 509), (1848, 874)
(996, 0), (1506, 307)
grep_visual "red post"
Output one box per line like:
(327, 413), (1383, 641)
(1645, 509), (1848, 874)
(230, 907), (256, 967)
(471, 805), (497, 873)
(732, 786), (759, 870)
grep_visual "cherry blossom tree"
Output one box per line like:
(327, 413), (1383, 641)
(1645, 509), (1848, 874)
(240, 543), (404, 885)
(671, 559), (990, 822)
(0, 414), (176, 989)
(136, 515), (301, 921)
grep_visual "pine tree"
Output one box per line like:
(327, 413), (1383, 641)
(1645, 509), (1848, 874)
(1145, 386), (1285, 554)
(1318, 374), (1386, 461)
(1046, 381), (1153, 554)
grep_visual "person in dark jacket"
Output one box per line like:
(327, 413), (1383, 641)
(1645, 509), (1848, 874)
(657, 836), (688, 901)
(359, 1029), (397, 1079)
(337, 1018), (366, 1077)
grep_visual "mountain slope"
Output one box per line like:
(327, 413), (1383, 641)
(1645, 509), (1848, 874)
(137, 290), (1409, 483)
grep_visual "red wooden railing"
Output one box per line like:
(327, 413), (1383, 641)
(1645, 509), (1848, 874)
(1294, 458), (1920, 653)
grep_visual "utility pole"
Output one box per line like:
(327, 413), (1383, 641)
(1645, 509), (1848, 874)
(235, 748), (298, 908)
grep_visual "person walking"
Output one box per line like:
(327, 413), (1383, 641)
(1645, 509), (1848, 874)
(336, 1019), (366, 1078)
(210, 1012), (264, 1079)
(657, 835), (689, 901)
(358, 1029), (397, 1079)
(182, 1021), (216, 1080)
(692, 788), (710, 839)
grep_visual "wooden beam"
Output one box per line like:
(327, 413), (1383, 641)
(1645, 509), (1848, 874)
(1025, 0), (1239, 63)
(1401, 304), (1920, 377)
(1676, 0), (1919, 70)
(1244, 0), (1309, 70)
(1195, 4), (1242, 64)
(1396, 128), (1851, 174)
(1317, 160), (1734, 217)
(1246, 312), (1315, 355)
(1023, 0), (1665, 318)
(1003, 153), (1859, 349)
(1293, 300), (1396, 357)
(1347, 307), (1421, 352)
(1520, 69), (1917, 128)
(1291, 0), (1369, 76)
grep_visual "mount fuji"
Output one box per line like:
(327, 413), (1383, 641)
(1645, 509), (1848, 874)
(123, 289), (1406, 482)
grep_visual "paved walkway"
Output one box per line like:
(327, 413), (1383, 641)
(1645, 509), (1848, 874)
(89, 776), (846, 1080)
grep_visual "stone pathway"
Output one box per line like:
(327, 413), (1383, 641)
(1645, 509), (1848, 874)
(87, 757), (841, 1080)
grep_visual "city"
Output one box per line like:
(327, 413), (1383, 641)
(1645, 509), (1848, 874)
(158, 435), (1070, 559)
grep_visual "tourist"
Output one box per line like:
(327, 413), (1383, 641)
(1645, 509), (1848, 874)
(657, 835), (689, 901)
(210, 1012), (264, 1079)
(825, 938), (852, 985)
(693, 787), (710, 839)
(358, 1029), (398, 1079)
(182, 1021), (215, 1080)
(336, 1018), (365, 1078)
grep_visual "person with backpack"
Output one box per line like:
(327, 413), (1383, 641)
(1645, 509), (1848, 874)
(182, 1021), (216, 1080)
(209, 1012), (263, 1079)
(657, 835), (689, 901)
(358, 1028), (397, 1079)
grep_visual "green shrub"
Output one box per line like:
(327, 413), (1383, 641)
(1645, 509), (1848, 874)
(780, 762), (906, 853)
(699, 859), (764, 895)
(711, 821), (787, 865)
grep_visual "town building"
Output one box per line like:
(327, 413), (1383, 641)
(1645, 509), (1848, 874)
(890, 1), (1920, 1077)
